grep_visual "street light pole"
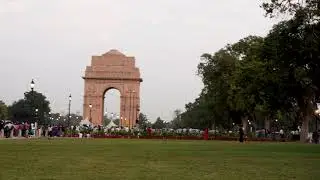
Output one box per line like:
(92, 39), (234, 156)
(30, 79), (35, 124)
(315, 109), (320, 131)
(68, 94), (72, 128)
(136, 105), (140, 128)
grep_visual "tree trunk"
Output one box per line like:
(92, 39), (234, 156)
(264, 117), (270, 131)
(300, 114), (311, 142)
(297, 97), (313, 143)
(241, 116), (248, 134)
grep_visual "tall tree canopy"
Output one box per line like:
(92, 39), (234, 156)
(174, 14), (320, 141)
(137, 113), (151, 129)
(152, 117), (166, 129)
(0, 100), (8, 120)
(8, 91), (51, 124)
(262, 0), (320, 23)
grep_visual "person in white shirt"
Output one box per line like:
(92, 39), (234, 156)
(280, 129), (284, 139)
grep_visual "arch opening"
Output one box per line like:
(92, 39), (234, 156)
(103, 88), (121, 127)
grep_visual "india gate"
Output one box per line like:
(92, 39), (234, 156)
(82, 49), (142, 127)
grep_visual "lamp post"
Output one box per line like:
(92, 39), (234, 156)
(35, 108), (39, 126)
(135, 105), (140, 128)
(315, 109), (320, 131)
(30, 79), (35, 123)
(89, 104), (92, 122)
(68, 94), (72, 128)
(30, 79), (35, 91)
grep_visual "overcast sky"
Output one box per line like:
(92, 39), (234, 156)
(0, 0), (279, 122)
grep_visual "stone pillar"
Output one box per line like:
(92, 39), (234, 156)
(120, 90), (139, 129)
(83, 95), (103, 126)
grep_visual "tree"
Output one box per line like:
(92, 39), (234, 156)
(198, 49), (237, 129)
(113, 118), (120, 126)
(173, 6), (319, 142)
(180, 94), (215, 129)
(262, 0), (320, 24)
(137, 113), (151, 130)
(197, 36), (267, 131)
(261, 18), (320, 141)
(8, 91), (51, 124)
(0, 100), (8, 120)
(103, 116), (111, 126)
(170, 109), (183, 129)
(226, 36), (266, 131)
(152, 117), (166, 129)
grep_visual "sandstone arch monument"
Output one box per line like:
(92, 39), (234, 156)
(82, 49), (142, 127)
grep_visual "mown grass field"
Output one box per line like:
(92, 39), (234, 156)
(0, 138), (319, 180)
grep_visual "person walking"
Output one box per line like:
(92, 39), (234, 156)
(312, 131), (319, 144)
(280, 128), (285, 138)
(239, 127), (244, 143)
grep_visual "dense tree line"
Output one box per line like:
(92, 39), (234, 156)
(0, 91), (83, 127)
(5, 91), (51, 125)
(175, 1), (320, 142)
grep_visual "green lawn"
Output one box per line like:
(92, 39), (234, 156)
(0, 139), (319, 180)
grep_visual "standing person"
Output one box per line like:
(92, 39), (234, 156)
(4, 121), (13, 138)
(48, 126), (52, 137)
(0, 120), (4, 138)
(204, 128), (209, 140)
(239, 127), (244, 143)
(147, 127), (152, 136)
(312, 131), (319, 144)
(21, 123), (26, 137)
(280, 128), (284, 138)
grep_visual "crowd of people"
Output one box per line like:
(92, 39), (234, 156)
(1, 120), (319, 143)
(0, 120), (32, 138)
(0, 120), (68, 138)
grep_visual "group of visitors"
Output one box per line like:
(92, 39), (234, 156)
(0, 120), (69, 138)
(0, 120), (33, 138)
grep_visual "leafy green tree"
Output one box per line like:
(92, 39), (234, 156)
(261, 17), (320, 141)
(103, 116), (111, 126)
(172, 3), (320, 143)
(152, 117), (166, 129)
(170, 109), (183, 129)
(180, 94), (215, 129)
(137, 113), (151, 129)
(0, 100), (8, 120)
(8, 91), (50, 124)
(113, 118), (120, 126)
(197, 36), (267, 132)
(198, 49), (237, 129)
(262, 0), (320, 23)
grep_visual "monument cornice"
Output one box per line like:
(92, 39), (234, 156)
(82, 76), (143, 82)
